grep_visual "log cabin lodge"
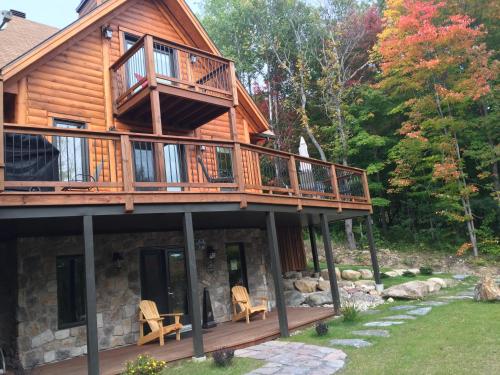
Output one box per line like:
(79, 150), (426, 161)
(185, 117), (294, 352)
(0, 1), (380, 374)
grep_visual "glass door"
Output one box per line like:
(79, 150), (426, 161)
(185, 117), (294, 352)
(164, 144), (186, 192)
(165, 249), (190, 325)
(53, 120), (89, 182)
(226, 243), (248, 290)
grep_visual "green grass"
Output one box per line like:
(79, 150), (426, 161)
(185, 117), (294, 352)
(159, 357), (262, 375)
(286, 280), (500, 375)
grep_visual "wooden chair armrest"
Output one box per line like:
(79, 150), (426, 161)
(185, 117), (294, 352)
(139, 317), (163, 323)
(159, 313), (184, 317)
(234, 298), (249, 304)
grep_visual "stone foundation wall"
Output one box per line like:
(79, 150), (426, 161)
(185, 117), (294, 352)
(16, 228), (274, 369)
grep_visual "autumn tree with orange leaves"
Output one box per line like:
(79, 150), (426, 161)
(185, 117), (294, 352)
(375, 0), (498, 256)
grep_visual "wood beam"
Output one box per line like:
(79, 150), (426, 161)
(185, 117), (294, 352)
(320, 213), (341, 314)
(266, 211), (289, 337)
(308, 217), (320, 273)
(183, 212), (205, 358)
(365, 215), (382, 286)
(102, 35), (114, 130)
(228, 107), (238, 141)
(83, 215), (99, 375)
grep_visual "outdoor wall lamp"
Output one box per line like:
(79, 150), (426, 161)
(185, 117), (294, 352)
(102, 25), (113, 40)
(206, 246), (216, 260)
(112, 252), (124, 269)
(189, 54), (198, 64)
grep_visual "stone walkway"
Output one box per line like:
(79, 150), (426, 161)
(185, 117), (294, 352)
(235, 340), (347, 374)
(238, 280), (471, 375)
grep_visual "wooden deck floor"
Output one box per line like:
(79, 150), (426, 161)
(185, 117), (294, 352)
(32, 307), (334, 375)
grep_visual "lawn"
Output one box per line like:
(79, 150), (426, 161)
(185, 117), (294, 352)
(159, 357), (262, 375)
(286, 281), (500, 375)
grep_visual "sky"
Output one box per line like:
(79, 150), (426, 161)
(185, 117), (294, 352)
(0, 0), (200, 29)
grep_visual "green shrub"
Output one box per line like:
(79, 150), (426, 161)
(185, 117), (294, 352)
(123, 354), (167, 375)
(212, 348), (235, 367)
(420, 266), (433, 275)
(341, 303), (359, 322)
(403, 270), (417, 277)
(315, 321), (329, 336)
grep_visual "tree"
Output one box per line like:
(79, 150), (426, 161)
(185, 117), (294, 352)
(376, 0), (499, 256)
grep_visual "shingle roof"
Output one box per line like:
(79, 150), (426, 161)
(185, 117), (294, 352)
(0, 15), (58, 68)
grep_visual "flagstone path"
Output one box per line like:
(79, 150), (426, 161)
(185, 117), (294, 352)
(235, 341), (347, 374)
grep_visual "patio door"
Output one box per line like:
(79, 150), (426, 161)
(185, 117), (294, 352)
(140, 247), (190, 326)
(226, 243), (248, 290)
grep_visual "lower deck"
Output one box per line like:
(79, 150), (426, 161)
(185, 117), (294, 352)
(32, 307), (334, 375)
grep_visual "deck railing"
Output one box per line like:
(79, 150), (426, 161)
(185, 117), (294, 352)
(110, 35), (235, 109)
(2, 124), (370, 204)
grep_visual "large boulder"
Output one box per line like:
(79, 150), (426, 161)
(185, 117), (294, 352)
(441, 278), (459, 288)
(284, 290), (306, 306)
(321, 268), (341, 281)
(358, 269), (374, 279)
(294, 278), (318, 293)
(283, 278), (296, 291)
(474, 277), (500, 302)
(427, 277), (447, 288)
(424, 279), (442, 293)
(338, 280), (356, 289)
(354, 280), (376, 291)
(342, 270), (362, 281)
(382, 280), (431, 300)
(317, 280), (331, 291)
(382, 271), (399, 278)
(407, 268), (421, 275)
(305, 291), (332, 307)
(284, 271), (302, 280)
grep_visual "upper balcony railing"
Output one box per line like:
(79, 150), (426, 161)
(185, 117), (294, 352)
(110, 35), (236, 111)
(1, 124), (371, 208)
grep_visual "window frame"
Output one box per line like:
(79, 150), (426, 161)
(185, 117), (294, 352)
(56, 254), (87, 329)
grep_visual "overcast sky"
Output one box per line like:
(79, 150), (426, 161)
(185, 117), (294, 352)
(0, 0), (200, 28)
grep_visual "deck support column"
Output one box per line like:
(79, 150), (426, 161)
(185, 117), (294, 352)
(266, 211), (289, 337)
(83, 216), (99, 375)
(308, 217), (320, 274)
(183, 212), (205, 359)
(365, 215), (382, 288)
(320, 213), (341, 314)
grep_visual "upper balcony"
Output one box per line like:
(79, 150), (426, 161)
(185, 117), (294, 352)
(110, 35), (237, 131)
(1, 124), (372, 213)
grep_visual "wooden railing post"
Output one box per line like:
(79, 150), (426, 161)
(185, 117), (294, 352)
(229, 61), (238, 107)
(288, 156), (300, 197)
(233, 143), (246, 193)
(0, 77), (4, 192)
(120, 135), (134, 192)
(144, 35), (157, 88)
(330, 165), (342, 211)
(362, 171), (372, 206)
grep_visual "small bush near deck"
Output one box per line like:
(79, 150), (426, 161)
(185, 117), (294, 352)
(212, 348), (235, 367)
(403, 270), (417, 277)
(419, 266), (433, 275)
(341, 303), (359, 322)
(124, 354), (167, 375)
(315, 321), (329, 336)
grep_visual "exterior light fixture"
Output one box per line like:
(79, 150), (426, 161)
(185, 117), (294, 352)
(112, 252), (124, 269)
(206, 246), (216, 260)
(189, 54), (198, 64)
(102, 25), (113, 40)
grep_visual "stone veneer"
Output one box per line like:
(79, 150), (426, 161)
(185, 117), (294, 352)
(16, 228), (275, 369)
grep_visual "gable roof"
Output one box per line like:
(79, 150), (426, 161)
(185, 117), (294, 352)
(0, 15), (58, 68)
(0, 0), (270, 133)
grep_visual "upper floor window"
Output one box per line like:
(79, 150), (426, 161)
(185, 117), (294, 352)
(53, 119), (89, 182)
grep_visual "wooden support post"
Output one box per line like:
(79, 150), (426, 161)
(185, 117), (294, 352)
(15, 77), (27, 124)
(83, 216), (99, 375)
(0, 77), (4, 192)
(183, 212), (205, 358)
(365, 215), (382, 286)
(150, 89), (165, 183)
(144, 35), (157, 88)
(229, 108), (245, 200)
(228, 106), (238, 141)
(288, 156), (301, 198)
(308, 217), (320, 274)
(361, 171), (371, 206)
(320, 213), (341, 314)
(266, 211), (289, 337)
(102, 36), (114, 130)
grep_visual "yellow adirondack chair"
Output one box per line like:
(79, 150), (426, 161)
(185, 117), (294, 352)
(137, 300), (183, 346)
(231, 286), (267, 324)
